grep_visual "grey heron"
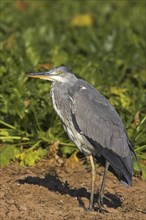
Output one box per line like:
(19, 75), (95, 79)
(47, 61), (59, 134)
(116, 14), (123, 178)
(28, 66), (136, 211)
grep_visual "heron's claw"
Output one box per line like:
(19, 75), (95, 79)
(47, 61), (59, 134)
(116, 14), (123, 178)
(86, 207), (94, 212)
(98, 194), (113, 205)
(98, 206), (108, 213)
(97, 194), (104, 211)
(97, 199), (107, 213)
(86, 201), (94, 212)
(97, 194), (112, 212)
(103, 195), (113, 204)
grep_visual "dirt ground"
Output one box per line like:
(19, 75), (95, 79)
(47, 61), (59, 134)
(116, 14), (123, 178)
(0, 155), (146, 220)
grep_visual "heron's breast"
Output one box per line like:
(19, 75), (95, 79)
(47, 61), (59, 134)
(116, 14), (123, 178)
(50, 86), (71, 121)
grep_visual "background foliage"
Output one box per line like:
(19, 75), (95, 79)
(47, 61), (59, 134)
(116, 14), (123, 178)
(0, 0), (145, 179)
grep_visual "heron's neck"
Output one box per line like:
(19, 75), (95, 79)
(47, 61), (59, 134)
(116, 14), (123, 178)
(52, 74), (78, 87)
(51, 78), (78, 93)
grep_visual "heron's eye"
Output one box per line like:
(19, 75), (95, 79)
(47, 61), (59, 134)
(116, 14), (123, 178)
(58, 71), (62, 75)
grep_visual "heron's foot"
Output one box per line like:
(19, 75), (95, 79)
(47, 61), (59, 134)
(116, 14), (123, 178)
(85, 207), (94, 212)
(97, 198), (107, 213)
(97, 194), (112, 212)
(98, 194), (113, 206)
(97, 193), (104, 207)
(103, 195), (113, 204)
(97, 195), (104, 212)
(98, 206), (108, 213)
(86, 201), (94, 212)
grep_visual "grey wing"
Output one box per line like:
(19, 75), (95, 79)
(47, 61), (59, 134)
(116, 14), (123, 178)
(69, 82), (134, 185)
(71, 85), (130, 157)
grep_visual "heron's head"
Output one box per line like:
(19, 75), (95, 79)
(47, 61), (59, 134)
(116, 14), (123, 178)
(28, 66), (77, 83)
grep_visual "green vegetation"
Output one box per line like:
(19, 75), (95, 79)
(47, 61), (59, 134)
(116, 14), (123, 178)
(0, 1), (145, 179)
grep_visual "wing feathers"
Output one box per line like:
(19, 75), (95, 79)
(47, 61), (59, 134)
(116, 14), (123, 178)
(69, 81), (134, 185)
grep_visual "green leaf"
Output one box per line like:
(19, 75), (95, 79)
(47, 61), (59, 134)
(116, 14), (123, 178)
(0, 145), (21, 167)
(60, 146), (76, 158)
(141, 164), (146, 181)
(18, 147), (47, 166)
(109, 87), (131, 110)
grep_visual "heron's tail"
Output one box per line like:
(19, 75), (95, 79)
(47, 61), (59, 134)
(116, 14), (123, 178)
(95, 147), (134, 186)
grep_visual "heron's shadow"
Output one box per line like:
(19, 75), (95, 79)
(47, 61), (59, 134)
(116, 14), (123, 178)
(18, 173), (122, 210)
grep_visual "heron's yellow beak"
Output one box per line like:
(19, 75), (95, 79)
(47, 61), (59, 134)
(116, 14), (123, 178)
(27, 72), (52, 80)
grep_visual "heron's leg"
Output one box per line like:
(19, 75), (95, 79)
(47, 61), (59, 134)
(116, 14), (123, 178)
(88, 155), (96, 211)
(98, 160), (110, 209)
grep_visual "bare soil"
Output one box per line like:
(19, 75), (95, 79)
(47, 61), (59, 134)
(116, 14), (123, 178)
(0, 156), (146, 220)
